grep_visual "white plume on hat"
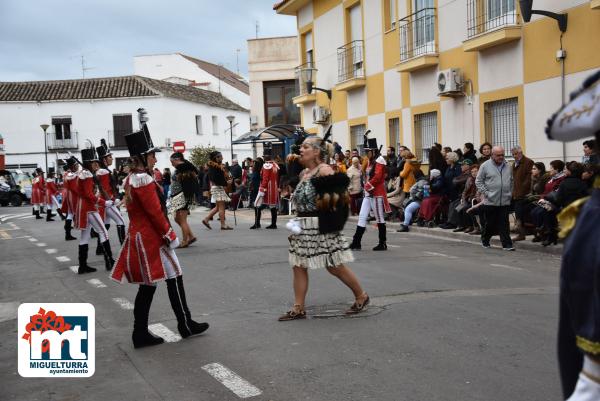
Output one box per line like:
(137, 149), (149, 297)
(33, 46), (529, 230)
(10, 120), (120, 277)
(430, 169), (441, 178)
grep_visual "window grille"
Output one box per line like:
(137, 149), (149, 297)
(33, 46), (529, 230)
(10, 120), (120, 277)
(388, 118), (400, 150)
(484, 97), (519, 157)
(337, 40), (364, 83)
(414, 112), (437, 162)
(350, 124), (366, 156)
(466, 0), (517, 39)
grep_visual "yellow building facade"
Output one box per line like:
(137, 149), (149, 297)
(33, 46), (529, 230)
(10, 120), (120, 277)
(276, 0), (600, 165)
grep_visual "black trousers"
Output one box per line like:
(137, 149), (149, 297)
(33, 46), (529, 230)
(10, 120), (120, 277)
(481, 205), (512, 247)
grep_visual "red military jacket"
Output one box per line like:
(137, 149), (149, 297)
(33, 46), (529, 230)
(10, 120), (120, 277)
(74, 170), (105, 230)
(31, 176), (45, 204)
(363, 155), (391, 213)
(259, 161), (280, 207)
(45, 178), (58, 204)
(111, 172), (178, 284)
(61, 171), (79, 215)
(96, 168), (114, 219)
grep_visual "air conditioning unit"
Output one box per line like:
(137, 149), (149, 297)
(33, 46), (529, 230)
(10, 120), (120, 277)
(437, 68), (464, 96)
(165, 137), (172, 147)
(312, 106), (330, 124)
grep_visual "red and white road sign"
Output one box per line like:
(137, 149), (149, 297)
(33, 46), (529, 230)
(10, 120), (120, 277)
(172, 141), (186, 153)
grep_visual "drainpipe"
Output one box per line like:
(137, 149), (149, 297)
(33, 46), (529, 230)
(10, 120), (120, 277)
(558, 33), (567, 162)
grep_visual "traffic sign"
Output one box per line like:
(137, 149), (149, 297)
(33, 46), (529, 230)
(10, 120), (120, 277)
(172, 141), (186, 153)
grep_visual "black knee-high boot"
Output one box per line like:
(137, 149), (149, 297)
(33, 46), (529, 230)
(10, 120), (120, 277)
(132, 285), (164, 349)
(65, 219), (76, 241)
(46, 209), (55, 221)
(117, 225), (126, 245)
(57, 209), (66, 221)
(350, 226), (366, 250)
(101, 240), (115, 271)
(266, 208), (277, 229)
(166, 276), (209, 338)
(250, 207), (261, 229)
(95, 235), (104, 255)
(78, 244), (97, 274)
(34, 209), (43, 219)
(373, 223), (388, 251)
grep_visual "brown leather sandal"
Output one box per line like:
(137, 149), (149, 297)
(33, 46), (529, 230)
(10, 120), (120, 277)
(278, 305), (306, 321)
(202, 219), (212, 230)
(345, 294), (370, 315)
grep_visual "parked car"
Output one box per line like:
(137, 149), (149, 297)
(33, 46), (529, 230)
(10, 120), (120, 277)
(11, 170), (32, 200)
(0, 170), (28, 206)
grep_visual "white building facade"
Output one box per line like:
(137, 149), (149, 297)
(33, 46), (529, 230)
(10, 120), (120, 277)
(134, 53), (250, 109)
(0, 76), (251, 172)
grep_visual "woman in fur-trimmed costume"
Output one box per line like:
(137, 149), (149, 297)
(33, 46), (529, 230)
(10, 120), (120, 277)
(202, 151), (233, 230)
(279, 133), (369, 321)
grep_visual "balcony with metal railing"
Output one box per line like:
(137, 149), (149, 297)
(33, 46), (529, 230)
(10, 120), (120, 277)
(335, 40), (366, 92)
(396, 8), (439, 73)
(47, 131), (79, 150)
(463, 0), (521, 52)
(293, 61), (317, 105)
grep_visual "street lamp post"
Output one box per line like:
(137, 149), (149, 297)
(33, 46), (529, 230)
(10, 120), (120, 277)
(226, 115), (235, 162)
(40, 124), (49, 173)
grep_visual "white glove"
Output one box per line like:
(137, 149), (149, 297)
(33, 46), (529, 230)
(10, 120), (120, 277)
(113, 198), (122, 207)
(258, 191), (265, 197)
(104, 200), (113, 208)
(286, 219), (302, 234)
(169, 237), (180, 249)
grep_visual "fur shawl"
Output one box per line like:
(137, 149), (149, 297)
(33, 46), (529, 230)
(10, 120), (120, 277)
(311, 173), (351, 234)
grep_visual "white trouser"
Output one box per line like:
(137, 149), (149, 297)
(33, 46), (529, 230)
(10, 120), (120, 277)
(357, 195), (386, 227)
(67, 212), (73, 220)
(79, 212), (109, 245)
(33, 204), (40, 211)
(48, 195), (60, 211)
(160, 245), (183, 279)
(568, 357), (600, 401)
(105, 205), (125, 226)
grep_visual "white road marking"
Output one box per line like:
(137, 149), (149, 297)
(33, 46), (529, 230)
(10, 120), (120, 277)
(69, 265), (79, 274)
(17, 215), (35, 220)
(86, 278), (107, 288)
(11, 225), (20, 229)
(0, 302), (20, 323)
(45, 248), (57, 254)
(113, 298), (134, 310)
(56, 256), (71, 262)
(148, 323), (181, 343)
(388, 244), (402, 248)
(28, 238), (38, 242)
(36, 243), (46, 247)
(202, 363), (262, 399)
(423, 251), (457, 259)
(489, 263), (524, 271)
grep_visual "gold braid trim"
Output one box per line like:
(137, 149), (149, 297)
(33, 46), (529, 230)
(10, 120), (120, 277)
(557, 196), (590, 239)
(577, 336), (600, 355)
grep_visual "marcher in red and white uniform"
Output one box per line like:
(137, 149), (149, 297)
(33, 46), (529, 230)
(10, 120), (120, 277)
(350, 134), (390, 251)
(110, 122), (209, 349)
(44, 171), (63, 221)
(253, 143), (280, 229)
(75, 147), (114, 274)
(96, 139), (126, 244)
(31, 167), (46, 219)
(61, 157), (79, 241)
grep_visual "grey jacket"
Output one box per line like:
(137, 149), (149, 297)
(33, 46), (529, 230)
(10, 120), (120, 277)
(475, 159), (513, 206)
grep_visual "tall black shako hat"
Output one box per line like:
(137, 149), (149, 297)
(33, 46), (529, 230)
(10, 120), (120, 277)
(291, 126), (308, 155)
(81, 147), (99, 163)
(124, 124), (161, 157)
(546, 70), (600, 143)
(363, 129), (377, 150)
(96, 138), (112, 159)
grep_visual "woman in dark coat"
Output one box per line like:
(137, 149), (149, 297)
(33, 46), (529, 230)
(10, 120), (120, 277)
(428, 145), (447, 175)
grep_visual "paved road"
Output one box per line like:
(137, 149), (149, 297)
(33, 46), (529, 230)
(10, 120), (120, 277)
(0, 206), (562, 400)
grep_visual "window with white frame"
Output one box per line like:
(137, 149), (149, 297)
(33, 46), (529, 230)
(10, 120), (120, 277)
(388, 117), (400, 150)
(304, 31), (313, 65)
(484, 97), (519, 157)
(212, 115), (218, 135)
(414, 111), (437, 163)
(384, 0), (397, 31)
(350, 124), (367, 155)
(195, 115), (203, 135)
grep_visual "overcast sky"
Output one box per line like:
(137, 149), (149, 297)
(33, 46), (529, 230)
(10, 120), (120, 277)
(0, 0), (297, 82)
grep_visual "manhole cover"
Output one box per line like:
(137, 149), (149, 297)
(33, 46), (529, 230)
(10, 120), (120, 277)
(304, 303), (384, 319)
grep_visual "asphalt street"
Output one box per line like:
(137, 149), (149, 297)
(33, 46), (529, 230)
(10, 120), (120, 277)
(0, 205), (562, 401)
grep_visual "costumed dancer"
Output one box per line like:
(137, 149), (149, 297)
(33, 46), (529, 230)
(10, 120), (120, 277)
(74, 146), (114, 274)
(110, 124), (209, 348)
(96, 139), (126, 245)
(279, 128), (369, 321)
(349, 131), (391, 251)
(61, 157), (79, 241)
(31, 167), (46, 219)
(168, 152), (199, 247)
(547, 70), (600, 401)
(202, 151), (233, 230)
(253, 142), (280, 229)
(44, 171), (64, 221)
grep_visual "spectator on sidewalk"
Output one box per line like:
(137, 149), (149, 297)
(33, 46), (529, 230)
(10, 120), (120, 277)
(475, 145), (514, 250)
(162, 167), (171, 197)
(511, 145), (535, 241)
(428, 145), (447, 176)
(397, 170), (430, 232)
(347, 156), (363, 216)
(478, 142), (492, 165)
(462, 143), (478, 164)
(445, 159), (473, 231)
(386, 147), (398, 168)
(230, 159), (242, 181)
(582, 139), (599, 165)
(386, 167), (403, 221)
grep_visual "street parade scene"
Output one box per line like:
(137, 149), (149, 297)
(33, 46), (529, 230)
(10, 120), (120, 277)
(1, 1), (599, 400)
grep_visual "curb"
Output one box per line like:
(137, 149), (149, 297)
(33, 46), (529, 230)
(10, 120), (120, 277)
(347, 216), (563, 257)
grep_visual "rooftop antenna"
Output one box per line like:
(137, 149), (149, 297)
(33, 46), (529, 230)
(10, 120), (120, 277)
(80, 55), (94, 78)
(255, 20), (259, 39)
(236, 49), (240, 75)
